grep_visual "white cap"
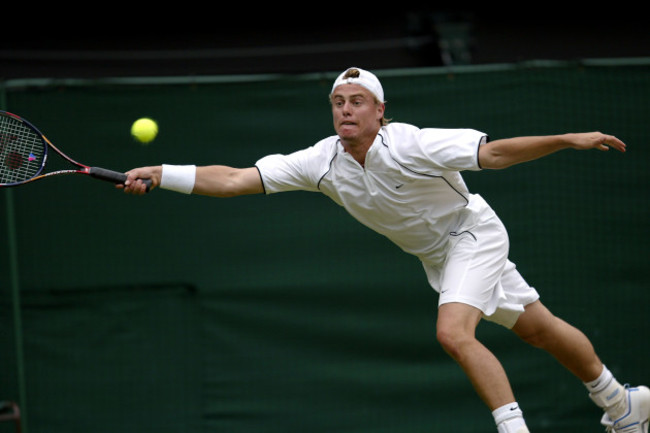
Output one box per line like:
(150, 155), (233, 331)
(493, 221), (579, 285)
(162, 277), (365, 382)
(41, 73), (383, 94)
(331, 67), (384, 102)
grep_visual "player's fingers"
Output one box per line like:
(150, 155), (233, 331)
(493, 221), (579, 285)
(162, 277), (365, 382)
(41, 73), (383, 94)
(122, 170), (144, 194)
(603, 134), (626, 152)
(586, 132), (626, 152)
(135, 178), (151, 192)
(124, 169), (143, 182)
(134, 180), (149, 194)
(125, 179), (147, 195)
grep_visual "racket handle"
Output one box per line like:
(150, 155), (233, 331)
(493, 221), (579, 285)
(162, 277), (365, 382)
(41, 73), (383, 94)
(89, 167), (152, 192)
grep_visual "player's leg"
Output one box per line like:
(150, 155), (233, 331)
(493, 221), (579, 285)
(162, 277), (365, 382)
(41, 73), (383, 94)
(436, 302), (528, 433)
(512, 300), (650, 432)
(511, 300), (602, 381)
(437, 302), (515, 408)
(433, 213), (531, 432)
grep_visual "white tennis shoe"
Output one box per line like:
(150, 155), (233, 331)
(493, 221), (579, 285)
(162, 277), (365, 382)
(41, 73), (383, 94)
(600, 386), (650, 433)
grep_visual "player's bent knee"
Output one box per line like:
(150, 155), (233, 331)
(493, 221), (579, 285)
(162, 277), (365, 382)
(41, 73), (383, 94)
(516, 327), (549, 348)
(513, 313), (564, 349)
(436, 326), (478, 360)
(436, 303), (484, 359)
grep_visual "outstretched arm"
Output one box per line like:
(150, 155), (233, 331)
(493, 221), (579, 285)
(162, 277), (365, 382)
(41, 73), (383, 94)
(121, 165), (264, 197)
(478, 132), (626, 170)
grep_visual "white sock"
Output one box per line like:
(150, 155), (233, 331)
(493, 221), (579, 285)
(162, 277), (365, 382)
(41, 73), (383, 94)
(586, 365), (627, 420)
(493, 402), (529, 433)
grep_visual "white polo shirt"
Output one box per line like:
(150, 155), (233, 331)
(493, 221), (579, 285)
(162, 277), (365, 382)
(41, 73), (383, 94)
(255, 122), (492, 267)
(255, 122), (541, 326)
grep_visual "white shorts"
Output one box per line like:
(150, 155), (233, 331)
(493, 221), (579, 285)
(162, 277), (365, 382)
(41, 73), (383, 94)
(423, 213), (539, 329)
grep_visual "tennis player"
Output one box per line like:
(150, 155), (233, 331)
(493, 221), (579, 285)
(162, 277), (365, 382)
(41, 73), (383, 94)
(122, 67), (647, 433)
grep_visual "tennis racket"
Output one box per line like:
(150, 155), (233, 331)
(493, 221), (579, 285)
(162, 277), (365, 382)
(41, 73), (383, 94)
(0, 110), (151, 190)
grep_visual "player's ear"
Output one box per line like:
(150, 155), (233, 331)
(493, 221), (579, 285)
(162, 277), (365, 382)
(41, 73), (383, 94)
(377, 102), (385, 122)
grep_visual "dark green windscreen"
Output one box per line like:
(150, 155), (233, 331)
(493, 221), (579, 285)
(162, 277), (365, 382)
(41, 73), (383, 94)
(1, 60), (648, 433)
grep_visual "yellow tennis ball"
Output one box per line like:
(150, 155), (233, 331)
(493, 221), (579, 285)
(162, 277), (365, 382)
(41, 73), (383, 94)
(131, 118), (158, 143)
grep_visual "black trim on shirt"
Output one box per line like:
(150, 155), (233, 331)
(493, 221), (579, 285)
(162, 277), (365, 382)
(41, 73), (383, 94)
(377, 132), (470, 206)
(317, 142), (339, 191)
(254, 165), (267, 194)
(477, 135), (489, 170)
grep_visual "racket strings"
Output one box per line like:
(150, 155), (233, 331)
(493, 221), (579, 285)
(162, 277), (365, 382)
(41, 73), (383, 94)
(0, 115), (46, 184)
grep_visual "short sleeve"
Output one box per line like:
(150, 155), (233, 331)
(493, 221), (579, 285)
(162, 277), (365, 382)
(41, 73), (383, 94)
(384, 123), (487, 173)
(255, 138), (337, 194)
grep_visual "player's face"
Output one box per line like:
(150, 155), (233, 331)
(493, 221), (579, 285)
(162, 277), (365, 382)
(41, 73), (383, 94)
(331, 84), (384, 145)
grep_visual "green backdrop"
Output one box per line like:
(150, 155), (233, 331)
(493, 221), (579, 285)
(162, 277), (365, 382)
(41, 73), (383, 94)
(1, 59), (649, 433)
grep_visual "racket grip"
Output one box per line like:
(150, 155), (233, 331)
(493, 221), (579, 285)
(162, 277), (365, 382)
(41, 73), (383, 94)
(89, 167), (152, 192)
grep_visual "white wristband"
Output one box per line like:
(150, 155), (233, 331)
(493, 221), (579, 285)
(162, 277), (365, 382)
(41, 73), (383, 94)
(160, 164), (196, 194)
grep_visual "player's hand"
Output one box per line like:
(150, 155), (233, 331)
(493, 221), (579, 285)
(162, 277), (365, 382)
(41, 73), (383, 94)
(119, 166), (162, 195)
(568, 132), (626, 153)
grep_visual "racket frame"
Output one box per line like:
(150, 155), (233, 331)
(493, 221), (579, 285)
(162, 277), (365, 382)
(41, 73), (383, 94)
(0, 111), (147, 189)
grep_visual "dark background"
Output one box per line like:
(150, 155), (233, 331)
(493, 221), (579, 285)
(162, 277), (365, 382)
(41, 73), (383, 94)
(3, 61), (648, 433)
(1, 9), (648, 79)
(1, 8), (648, 433)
